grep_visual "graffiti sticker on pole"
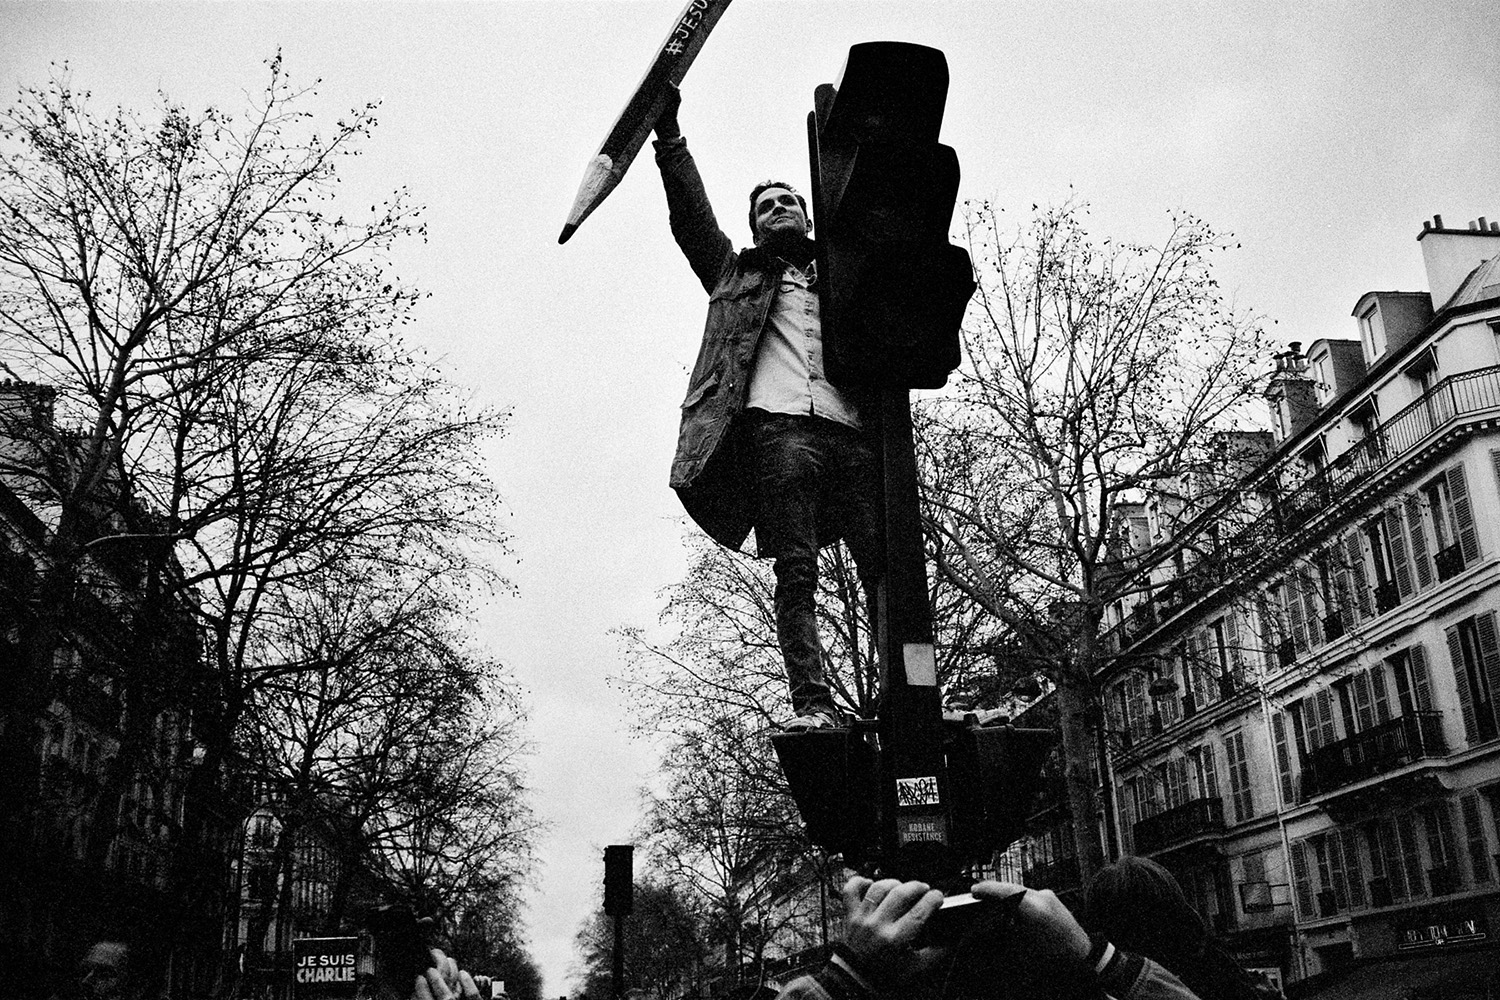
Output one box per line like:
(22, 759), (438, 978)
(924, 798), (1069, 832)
(896, 775), (941, 807)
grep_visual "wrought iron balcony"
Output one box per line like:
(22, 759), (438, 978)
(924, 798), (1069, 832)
(1301, 711), (1446, 798)
(1022, 855), (1081, 892)
(1132, 795), (1225, 855)
(1374, 580), (1400, 615)
(1094, 366), (1500, 680)
(1434, 543), (1466, 582)
(1221, 365), (1500, 579)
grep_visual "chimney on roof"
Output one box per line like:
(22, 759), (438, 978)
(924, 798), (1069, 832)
(1264, 342), (1318, 443)
(1417, 211), (1500, 308)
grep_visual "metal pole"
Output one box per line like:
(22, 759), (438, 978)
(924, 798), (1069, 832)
(875, 389), (955, 887)
(612, 913), (625, 1000)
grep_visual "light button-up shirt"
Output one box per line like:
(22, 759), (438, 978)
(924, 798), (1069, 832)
(745, 260), (862, 429)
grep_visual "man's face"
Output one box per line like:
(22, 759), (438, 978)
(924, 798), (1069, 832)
(753, 187), (808, 244)
(79, 943), (129, 1000)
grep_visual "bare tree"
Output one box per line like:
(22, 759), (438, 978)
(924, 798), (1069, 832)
(233, 565), (535, 959)
(0, 57), (512, 984)
(921, 199), (1272, 880)
(571, 879), (705, 1000)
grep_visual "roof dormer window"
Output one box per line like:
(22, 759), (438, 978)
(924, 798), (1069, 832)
(1358, 303), (1385, 362)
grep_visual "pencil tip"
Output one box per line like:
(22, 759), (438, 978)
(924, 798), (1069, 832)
(558, 224), (577, 245)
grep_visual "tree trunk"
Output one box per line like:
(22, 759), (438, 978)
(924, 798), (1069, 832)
(1054, 660), (1104, 887)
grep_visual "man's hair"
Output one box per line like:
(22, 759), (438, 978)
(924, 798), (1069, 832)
(747, 180), (808, 238)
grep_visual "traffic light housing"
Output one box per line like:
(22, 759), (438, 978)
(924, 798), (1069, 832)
(808, 42), (976, 390)
(603, 844), (633, 916)
(772, 719), (1054, 876)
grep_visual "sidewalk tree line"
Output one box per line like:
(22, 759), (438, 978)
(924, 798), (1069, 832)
(0, 56), (537, 993)
(613, 197), (1274, 957)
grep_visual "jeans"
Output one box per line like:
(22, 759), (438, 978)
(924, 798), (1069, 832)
(747, 410), (882, 717)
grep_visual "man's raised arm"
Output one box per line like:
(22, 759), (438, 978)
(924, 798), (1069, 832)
(652, 86), (734, 293)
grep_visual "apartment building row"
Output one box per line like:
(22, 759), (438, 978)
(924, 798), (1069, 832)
(1004, 215), (1500, 993)
(0, 380), (363, 995)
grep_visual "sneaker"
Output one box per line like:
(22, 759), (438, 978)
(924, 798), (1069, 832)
(783, 711), (840, 732)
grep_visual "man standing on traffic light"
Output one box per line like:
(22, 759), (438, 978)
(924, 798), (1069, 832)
(652, 86), (880, 731)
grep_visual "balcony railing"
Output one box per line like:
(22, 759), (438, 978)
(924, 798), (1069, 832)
(1132, 795), (1225, 855)
(1096, 366), (1500, 670)
(1301, 711), (1446, 799)
(1434, 543), (1466, 582)
(1373, 580), (1400, 615)
(1022, 855), (1081, 892)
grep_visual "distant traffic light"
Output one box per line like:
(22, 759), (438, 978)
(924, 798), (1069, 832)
(808, 41), (976, 390)
(602, 844), (633, 916)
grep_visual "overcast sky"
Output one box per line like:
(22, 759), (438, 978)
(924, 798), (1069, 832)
(5, 0), (1499, 994)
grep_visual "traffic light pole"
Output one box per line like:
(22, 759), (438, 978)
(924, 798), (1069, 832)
(874, 388), (959, 888)
(612, 915), (625, 1000)
(773, 42), (1053, 891)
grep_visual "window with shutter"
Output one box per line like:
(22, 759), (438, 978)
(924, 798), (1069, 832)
(1117, 784), (1135, 855)
(1225, 730), (1255, 822)
(1409, 645), (1434, 712)
(1290, 840), (1313, 918)
(1448, 464), (1480, 564)
(1369, 665), (1392, 724)
(1313, 688), (1338, 747)
(1447, 617), (1497, 744)
(1161, 762), (1183, 810)
(1313, 836), (1341, 911)
(1396, 813), (1426, 899)
(1272, 712), (1296, 807)
(1225, 609), (1245, 684)
(1404, 493), (1433, 589)
(1385, 507), (1415, 598)
(1351, 673), (1374, 732)
(1478, 611), (1500, 737)
(1299, 565), (1324, 647)
(1257, 598), (1279, 672)
(1461, 794), (1491, 885)
(1423, 804), (1461, 893)
(1340, 827), (1366, 908)
(1345, 532), (1374, 619)
(1284, 572), (1309, 653)
(1364, 822), (1390, 902)
(1366, 819), (1409, 901)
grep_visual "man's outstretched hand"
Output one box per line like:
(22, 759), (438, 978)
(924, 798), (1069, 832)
(655, 83), (683, 140)
(838, 877), (945, 985)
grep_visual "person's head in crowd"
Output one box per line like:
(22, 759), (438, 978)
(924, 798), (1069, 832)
(1086, 856), (1276, 1000)
(77, 940), (134, 1000)
(1085, 855), (1206, 958)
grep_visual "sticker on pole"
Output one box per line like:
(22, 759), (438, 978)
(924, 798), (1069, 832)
(903, 643), (936, 686)
(896, 775), (941, 807)
(898, 814), (947, 845)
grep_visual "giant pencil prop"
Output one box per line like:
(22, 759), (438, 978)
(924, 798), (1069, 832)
(558, 0), (733, 244)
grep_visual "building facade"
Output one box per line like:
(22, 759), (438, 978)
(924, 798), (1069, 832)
(1005, 215), (1500, 992)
